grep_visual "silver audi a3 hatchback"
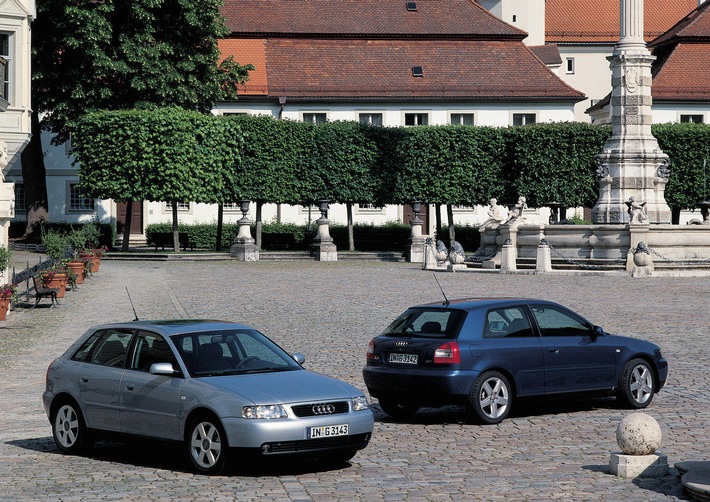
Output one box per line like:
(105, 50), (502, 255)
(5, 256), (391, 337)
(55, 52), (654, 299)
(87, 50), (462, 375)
(43, 320), (374, 475)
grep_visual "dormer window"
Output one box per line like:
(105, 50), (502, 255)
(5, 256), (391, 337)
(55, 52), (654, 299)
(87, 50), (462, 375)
(412, 66), (423, 77)
(406, 2), (417, 11)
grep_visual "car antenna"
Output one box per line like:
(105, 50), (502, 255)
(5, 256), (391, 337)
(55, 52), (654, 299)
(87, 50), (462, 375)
(432, 273), (450, 306)
(126, 287), (140, 321)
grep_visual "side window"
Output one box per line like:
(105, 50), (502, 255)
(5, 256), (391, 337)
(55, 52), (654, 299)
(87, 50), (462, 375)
(72, 329), (132, 367)
(484, 307), (533, 338)
(530, 306), (591, 337)
(129, 331), (176, 372)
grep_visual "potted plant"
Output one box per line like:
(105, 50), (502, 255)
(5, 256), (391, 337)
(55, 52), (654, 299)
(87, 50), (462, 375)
(78, 223), (104, 273)
(0, 246), (12, 284)
(66, 228), (88, 284)
(41, 230), (69, 297)
(0, 282), (16, 321)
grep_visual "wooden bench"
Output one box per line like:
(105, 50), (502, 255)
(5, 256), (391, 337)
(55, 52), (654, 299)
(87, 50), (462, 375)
(150, 232), (194, 251)
(31, 275), (60, 307)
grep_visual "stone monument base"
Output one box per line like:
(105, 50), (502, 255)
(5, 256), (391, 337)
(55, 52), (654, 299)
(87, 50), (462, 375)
(609, 452), (669, 478)
(311, 242), (337, 262)
(230, 243), (259, 261)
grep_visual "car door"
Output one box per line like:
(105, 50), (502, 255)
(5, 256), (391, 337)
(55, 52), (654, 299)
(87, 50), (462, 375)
(73, 329), (133, 431)
(480, 306), (545, 397)
(120, 331), (183, 440)
(528, 304), (616, 394)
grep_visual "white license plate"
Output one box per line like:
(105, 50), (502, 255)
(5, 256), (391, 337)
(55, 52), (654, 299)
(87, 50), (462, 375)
(307, 424), (349, 439)
(389, 353), (418, 364)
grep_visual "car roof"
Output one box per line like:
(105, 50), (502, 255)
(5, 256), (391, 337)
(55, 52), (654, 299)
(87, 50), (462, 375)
(415, 297), (559, 311)
(88, 319), (255, 336)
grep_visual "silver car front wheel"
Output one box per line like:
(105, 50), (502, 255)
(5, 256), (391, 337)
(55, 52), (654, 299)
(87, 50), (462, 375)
(187, 417), (228, 475)
(618, 358), (655, 409)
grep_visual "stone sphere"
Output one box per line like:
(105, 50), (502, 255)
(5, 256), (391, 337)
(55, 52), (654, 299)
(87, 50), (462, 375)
(616, 413), (662, 455)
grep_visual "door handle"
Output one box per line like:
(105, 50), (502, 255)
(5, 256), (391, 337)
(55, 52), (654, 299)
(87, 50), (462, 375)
(548, 348), (560, 354)
(124, 384), (135, 391)
(80, 377), (89, 383)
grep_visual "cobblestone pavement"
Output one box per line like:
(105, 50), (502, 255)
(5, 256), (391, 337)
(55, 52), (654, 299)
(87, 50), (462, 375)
(0, 257), (708, 501)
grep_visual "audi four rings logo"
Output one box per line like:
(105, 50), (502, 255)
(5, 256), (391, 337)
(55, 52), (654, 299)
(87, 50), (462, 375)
(395, 341), (408, 346)
(312, 404), (336, 415)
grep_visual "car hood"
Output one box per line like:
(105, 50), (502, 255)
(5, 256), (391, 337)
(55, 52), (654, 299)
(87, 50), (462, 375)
(202, 369), (362, 404)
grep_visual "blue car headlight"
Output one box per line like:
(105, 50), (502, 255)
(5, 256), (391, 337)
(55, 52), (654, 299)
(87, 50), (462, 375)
(242, 404), (287, 419)
(352, 396), (369, 412)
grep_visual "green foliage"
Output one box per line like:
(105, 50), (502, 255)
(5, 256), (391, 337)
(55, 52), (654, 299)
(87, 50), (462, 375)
(504, 123), (611, 208)
(391, 126), (507, 205)
(73, 108), (243, 205)
(0, 247), (12, 271)
(653, 123), (710, 210)
(41, 229), (69, 261)
(435, 224), (481, 252)
(330, 222), (411, 251)
(33, 0), (253, 143)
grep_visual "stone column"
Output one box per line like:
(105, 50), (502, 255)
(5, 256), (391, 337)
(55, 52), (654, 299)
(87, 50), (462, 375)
(406, 201), (427, 263)
(311, 200), (337, 261)
(0, 182), (14, 284)
(230, 200), (259, 261)
(592, 0), (671, 224)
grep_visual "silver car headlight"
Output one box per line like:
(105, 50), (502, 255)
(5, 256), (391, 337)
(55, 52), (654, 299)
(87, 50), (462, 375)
(352, 396), (369, 412)
(242, 404), (287, 419)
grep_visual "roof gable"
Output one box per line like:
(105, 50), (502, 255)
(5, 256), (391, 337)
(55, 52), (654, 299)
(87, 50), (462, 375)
(546, 0), (698, 43)
(650, 0), (710, 48)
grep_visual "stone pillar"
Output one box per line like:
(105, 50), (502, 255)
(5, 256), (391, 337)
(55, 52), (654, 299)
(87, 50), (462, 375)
(406, 201), (427, 263)
(592, 0), (671, 224)
(535, 239), (553, 273)
(311, 200), (337, 262)
(499, 239), (517, 274)
(230, 200), (259, 261)
(0, 183), (14, 283)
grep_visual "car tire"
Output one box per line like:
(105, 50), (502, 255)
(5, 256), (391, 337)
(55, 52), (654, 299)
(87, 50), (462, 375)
(52, 400), (89, 454)
(378, 398), (420, 419)
(467, 371), (512, 425)
(618, 358), (655, 409)
(186, 415), (229, 475)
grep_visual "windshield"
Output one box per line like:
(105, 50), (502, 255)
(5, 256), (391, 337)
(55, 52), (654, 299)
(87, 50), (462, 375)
(382, 308), (466, 339)
(173, 329), (302, 377)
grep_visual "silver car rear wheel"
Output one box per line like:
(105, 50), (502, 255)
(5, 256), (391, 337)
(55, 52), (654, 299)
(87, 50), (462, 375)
(52, 402), (87, 454)
(187, 417), (228, 475)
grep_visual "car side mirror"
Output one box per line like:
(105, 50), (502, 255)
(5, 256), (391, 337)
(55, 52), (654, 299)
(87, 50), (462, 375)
(150, 362), (177, 375)
(591, 325), (604, 340)
(291, 353), (306, 365)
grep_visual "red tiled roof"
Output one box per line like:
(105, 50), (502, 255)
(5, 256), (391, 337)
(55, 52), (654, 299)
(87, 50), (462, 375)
(546, 0), (698, 43)
(529, 44), (563, 65)
(220, 38), (585, 100)
(219, 39), (268, 95)
(650, 0), (710, 48)
(221, 0), (526, 38)
(652, 43), (710, 100)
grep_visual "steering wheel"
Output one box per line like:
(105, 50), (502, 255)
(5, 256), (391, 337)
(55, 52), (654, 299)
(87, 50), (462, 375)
(235, 356), (261, 369)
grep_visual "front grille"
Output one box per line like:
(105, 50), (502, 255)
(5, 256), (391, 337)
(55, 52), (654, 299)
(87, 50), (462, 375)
(262, 433), (370, 454)
(291, 401), (349, 417)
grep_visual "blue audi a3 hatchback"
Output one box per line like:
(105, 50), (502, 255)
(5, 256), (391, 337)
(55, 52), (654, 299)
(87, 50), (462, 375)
(363, 298), (667, 424)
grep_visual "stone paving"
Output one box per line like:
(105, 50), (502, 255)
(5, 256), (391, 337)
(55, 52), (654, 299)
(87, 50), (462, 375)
(0, 255), (708, 501)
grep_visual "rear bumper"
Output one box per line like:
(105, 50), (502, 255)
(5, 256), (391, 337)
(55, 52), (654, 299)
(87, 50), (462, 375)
(363, 365), (477, 404)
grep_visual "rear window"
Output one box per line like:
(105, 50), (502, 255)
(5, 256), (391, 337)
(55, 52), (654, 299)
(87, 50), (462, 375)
(381, 308), (466, 339)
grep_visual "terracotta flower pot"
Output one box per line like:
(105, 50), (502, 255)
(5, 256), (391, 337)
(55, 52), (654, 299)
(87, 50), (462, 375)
(42, 273), (68, 298)
(80, 251), (101, 273)
(66, 260), (86, 284)
(0, 295), (10, 321)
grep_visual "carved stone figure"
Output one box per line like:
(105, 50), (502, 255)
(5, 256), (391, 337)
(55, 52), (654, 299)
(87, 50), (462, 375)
(480, 197), (505, 229)
(626, 196), (648, 224)
(0, 140), (7, 182)
(448, 240), (465, 264)
(506, 196), (527, 224)
(435, 240), (448, 262)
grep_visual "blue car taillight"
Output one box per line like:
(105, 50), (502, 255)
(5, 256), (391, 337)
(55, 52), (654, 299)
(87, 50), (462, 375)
(433, 342), (460, 364)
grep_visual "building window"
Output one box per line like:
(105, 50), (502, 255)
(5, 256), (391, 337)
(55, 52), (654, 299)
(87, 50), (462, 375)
(0, 33), (10, 102)
(513, 113), (536, 126)
(680, 114), (704, 124)
(359, 113), (383, 126)
(566, 58), (575, 74)
(450, 113), (475, 126)
(356, 204), (384, 214)
(14, 183), (25, 212)
(222, 202), (241, 211)
(302, 113), (327, 124)
(404, 113), (428, 126)
(68, 183), (95, 212)
(165, 201), (190, 211)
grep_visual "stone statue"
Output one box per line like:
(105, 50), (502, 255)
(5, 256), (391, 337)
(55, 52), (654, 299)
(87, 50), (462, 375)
(506, 196), (527, 224)
(435, 240), (448, 262)
(0, 140), (7, 182)
(448, 240), (465, 264)
(626, 196), (648, 224)
(479, 197), (505, 229)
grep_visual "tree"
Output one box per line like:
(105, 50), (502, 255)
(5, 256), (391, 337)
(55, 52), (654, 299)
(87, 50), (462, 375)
(72, 108), (242, 252)
(25, 0), (252, 240)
